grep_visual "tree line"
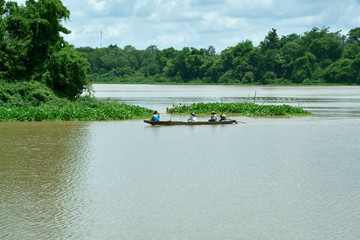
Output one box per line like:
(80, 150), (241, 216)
(1, 0), (360, 92)
(78, 27), (360, 85)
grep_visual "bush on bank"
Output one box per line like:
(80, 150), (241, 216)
(0, 81), (153, 121)
(167, 102), (312, 117)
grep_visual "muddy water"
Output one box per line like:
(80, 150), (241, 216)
(1, 85), (360, 240)
(93, 84), (360, 117)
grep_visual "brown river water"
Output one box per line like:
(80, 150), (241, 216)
(1, 85), (360, 240)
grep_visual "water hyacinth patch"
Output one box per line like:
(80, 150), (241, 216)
(0, 105), (153, 121)
(0, 103), (153, 122)
(0, 83), (154, 121)
(167, 102), (312, 117)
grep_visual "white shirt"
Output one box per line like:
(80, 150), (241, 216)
(188, 116), (197, 121)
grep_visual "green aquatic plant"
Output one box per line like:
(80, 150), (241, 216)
(0, 104), (153, 121)
(167, 102), (312, 117)
(0, 81), (154, 121)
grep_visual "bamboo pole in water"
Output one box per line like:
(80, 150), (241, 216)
(221, 98), (223, 115)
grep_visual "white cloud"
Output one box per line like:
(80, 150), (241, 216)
(7, 0), (360, 51)
(156, 32), (191, 47)
(233, 0), (273, 9)
(87, 0), (106, 12)
(106, 23), (132, 38)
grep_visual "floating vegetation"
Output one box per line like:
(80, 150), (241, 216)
(0, 81), (154, 121)
(0, 103), (153, 122)
(0, 94), (153, 122)
(167, 102), (312, 117)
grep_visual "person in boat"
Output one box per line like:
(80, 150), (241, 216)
(188, 112), (197, 122)
(209, 111), (218, 122)
(220, 114), (226, 121)
(151, 110), (160, 121)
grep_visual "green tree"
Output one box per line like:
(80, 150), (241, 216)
(140, 46), (159, 77)
(172, 47), (190, 81)
(292, 52), (317, 83)
(263, 71), (276, 84)
(124, 45), (140, 70)
(279, 33), (301, 48)
(185, 48), (205, 80)
(281, 41), (303, 80)
(220, 48), (234, 72)
(1, 0), (89, 99)
(352, 55), (360, 84)
(155, 47), (176, 74)
(206, 45), (216, 56)
(242, 71), (255, 84)
(25, 0), (71, 74)
(260, 28), (280, 53)
(347, 27), (360, 45)
(219, 70), (237, 84)
(324, 59), (357, 84)
(0, 0), (4, 14)
(344, 44), (360, 59)
(259, 29), (282, 82)
(247, 48), (265, 84)
(299, 27), (330, 51)
(201, 56), (223, 83)
(1, 1), (31, 79)
(309, 37), (344, 64)
(42, 44), (90, 99)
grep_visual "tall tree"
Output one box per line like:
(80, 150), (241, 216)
(347, 27), (360, 45)
(260, 28), (280, 53)
(1, 0), (89, 99)
(309, 37), (344, 63)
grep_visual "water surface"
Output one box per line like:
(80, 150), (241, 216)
(94, 84), (360, 117)
(1, 85), (360, 240)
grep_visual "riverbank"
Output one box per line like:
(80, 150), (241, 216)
(89, 81), (349, 86)
(0, 81), (153, 122)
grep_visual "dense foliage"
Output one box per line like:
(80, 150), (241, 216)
(78, 27), (360, 85)
(0, 81), (153, 121)
(0, 0), (90, 99)
(167, 102), (311, 117)
(0, 1), (154, 122)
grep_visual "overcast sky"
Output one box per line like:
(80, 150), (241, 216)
(8, 0), (360, 52)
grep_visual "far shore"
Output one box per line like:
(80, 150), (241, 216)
(90, 82), (353, 86)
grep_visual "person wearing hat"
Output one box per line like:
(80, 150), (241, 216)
(151, 110), (160, 121)
(209, 111), (218, 122)
(220, 114), (226, 121)
(188, 112), (197, 122)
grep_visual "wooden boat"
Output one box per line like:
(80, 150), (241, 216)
(144, 119), (238, 126)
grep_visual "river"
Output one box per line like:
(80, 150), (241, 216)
(1, 85), (360, 240)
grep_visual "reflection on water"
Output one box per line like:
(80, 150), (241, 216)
(1, 86), (360, 240)
(0, 122), (91, 239)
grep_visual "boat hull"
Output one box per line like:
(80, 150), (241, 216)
(144, 119), (237, 126)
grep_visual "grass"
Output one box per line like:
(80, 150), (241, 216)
(167, 102), (312, 117)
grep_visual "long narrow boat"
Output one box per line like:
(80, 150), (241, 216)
(144, 119), (237, 126)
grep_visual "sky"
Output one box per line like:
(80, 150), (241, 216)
(7, 0), (360, 53)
